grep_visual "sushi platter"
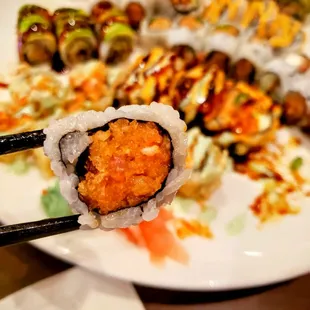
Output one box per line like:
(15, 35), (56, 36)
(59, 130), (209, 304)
(1, 0), (310, 290)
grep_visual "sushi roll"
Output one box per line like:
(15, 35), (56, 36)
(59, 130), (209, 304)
(199, 80), (282, 156)
(281, 70), (310, 126)
(263, 53), (310, 96)
(144, 11), (206, 52)
(139, 15), (174, 49)
(53, 8), (97, 67)
(203, 50), (231, 73)
(148, 16), (173, 31)
(171, 65), (226, 123)
(17, 5), (56, 66)
(43, 103), (189, 229)
(230, 58), (256, 84)
(282, 90), (307, 125)
(204, 24), (241, 60)
(178, 127), (228, 201)
(162, 26), (203, 53)
(258, 71), (281, 100)
(241, 0), (278, 29)
(124, 2), (146, 30)
(177, 15), (203, 31)
(278, 1), (306, 21)
(91, 1), (135, 65)
(233, 35), (274, 72)
(170, 0), (199, 14)
(202, 0), (246, 25)
(268, 14), (304, 52)
(170, 44), (198, 69)
(172, 15), (206, 51)
(114, 47), (189, 106)
(248, 8), (304, 54)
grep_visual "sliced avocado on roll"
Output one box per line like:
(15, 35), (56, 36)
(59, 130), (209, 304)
(18, 5), (56, 65)
(59, 28), (98, 67)
(100, 23), (135, 65)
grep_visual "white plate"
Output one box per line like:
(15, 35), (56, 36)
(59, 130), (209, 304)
(1, 158), (310, 291)
(0, 267), (145, 310)
(2, 0), (310, 292)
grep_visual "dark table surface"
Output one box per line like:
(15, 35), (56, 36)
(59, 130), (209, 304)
(1, 244), (310, 309)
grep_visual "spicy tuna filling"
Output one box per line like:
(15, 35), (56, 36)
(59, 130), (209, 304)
(78, 119), (172, 215)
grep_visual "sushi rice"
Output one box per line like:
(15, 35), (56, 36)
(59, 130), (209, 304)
(43, 102), (190, 229)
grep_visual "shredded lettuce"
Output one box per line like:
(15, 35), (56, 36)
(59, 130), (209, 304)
(225, 213), (247, 236)
(41, 182), (72, 218)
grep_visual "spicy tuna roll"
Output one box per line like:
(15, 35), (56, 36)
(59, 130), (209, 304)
(18, 5), (56, 65)
(43, 103), (189, 229)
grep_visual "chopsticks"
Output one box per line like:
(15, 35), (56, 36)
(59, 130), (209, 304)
(0, 214), (80, 247)
(0, 129), (45, 156)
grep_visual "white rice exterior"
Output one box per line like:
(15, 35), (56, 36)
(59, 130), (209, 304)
(234, 41), (274, 67)
(263, 53), (310, 99)
(165, 27), (205, 51)
(43, 102), (189, 229)
(204, 32), (239, 57)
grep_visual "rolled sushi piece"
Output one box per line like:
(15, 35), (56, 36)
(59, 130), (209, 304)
(233, 35), (274, 72)
(178, 127), (228, 201)
(91, 1), (129, 29)
(114, 46), (190, 106)
(267, 14), (304, 53)
(263, 53), (310, 96)
(170, 0), (199, 14)
(170, 44), (198, 69)
(281, 69), (310, 127)
(245, 6), (304, 54)
(174, 15), (207, 51)
(230, 58), (256, 84)
(91, 1), (135, 65)
(199, 80), (282, 156)
(203, 50), (231, 73)
(282, 90), (307, 125)
(257, 71), (281, 100)
(44, 103), (189, 229)
(278, 1), (307, 21)
(139, 15), (174, 48)
(164, 26), (204, 52)
(171, 65), (226, 123)
(18, 5), (56, 65)
(53, 8), (97, 67)
(204, 24), (241, 59)
(202, 0), (247, 25)
(124, 1), (146, 30)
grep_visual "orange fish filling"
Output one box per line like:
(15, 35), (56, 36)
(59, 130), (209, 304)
(78, 119), (172, 215)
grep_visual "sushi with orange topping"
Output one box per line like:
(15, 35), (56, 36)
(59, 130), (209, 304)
(43, 103), (189, 229)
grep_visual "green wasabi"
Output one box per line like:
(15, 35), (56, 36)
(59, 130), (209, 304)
(41, 182), (72, 218)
